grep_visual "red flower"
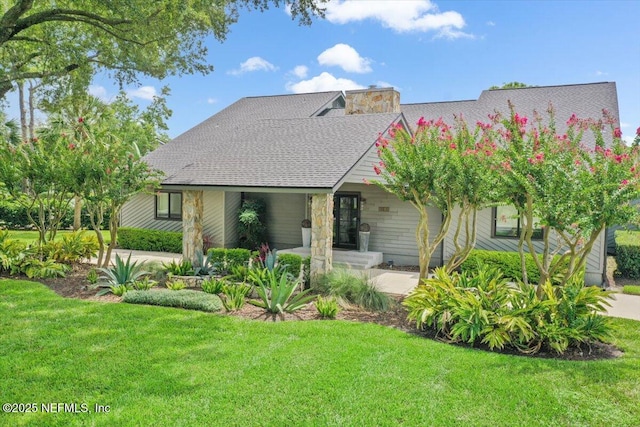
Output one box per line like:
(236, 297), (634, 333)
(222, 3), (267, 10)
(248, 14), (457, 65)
(417, 117), (427, 128)
(373, 165), (381, 175)
(613, 128), (622, 138)
(68, 143), (76, 150)
(449, 143), (457, 149)
(636, 127), (640, 136)
(514, 113), (528, 127)
(78, 117), (84, 123)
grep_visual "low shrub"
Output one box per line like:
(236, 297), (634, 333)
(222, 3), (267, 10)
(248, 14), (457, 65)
(623, 285), (640, 296)
(207, 248), (251, 273)
(123, 289), (223, 312)
(278, 253), (303, 279)
(110, 284), (130, 297)
(249, 270), (314, 318)
(43, 231), (99, 263)
(202, 277), (226, 294)
(163, 259), (194, 276)
(98, 253), (149, 286)
(118, 227), (182, 253)
(315, 296), (339, 319)
(615, 231), (640, 279)
(220, 283), (251, 311)
(404, 266), (613, 355)
(460, 249), (572, 284)
(315, 269), (390, 312)
(166, 279), (187, 291)
(132, 277), (157, 291)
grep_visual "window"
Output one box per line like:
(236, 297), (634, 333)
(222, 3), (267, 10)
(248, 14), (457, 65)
(492, 205), (543, 239)
(155, 192), (182, 220)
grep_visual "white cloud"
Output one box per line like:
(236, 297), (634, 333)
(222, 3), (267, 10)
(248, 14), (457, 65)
(375, 81), (397, 90)
(486, 21), (496, 26)
(88, 85), (108, 101)
(595, 70), (608, 76)
(127, 86), (157, 101)
(286, 72), (365, 93)
(621, 122), (630, 128)
(291, 65), (309, 79)
(228, 56), (277, 75)
(207, 98), (217, 104)
(622, 135), (634, 146)
(324, 0), (473, 39)
(317, 44), (372, 73)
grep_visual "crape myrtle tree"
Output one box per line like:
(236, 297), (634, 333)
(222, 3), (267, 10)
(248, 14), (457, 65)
(44, 93), (166, 267)
(489, 104), (640, 292)
(0, 0), (327, 99)
(372, 119), (498, 279)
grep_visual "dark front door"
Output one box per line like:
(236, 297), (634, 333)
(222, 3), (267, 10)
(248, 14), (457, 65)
(333, 193), (360, 249)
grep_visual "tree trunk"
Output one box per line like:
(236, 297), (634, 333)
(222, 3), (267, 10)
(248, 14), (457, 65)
(17, 81), (27, 141)
(73, 195), (82, 230)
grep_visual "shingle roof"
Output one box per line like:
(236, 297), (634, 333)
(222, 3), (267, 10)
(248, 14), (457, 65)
(145, 82), (619, 189)
(155, 113), (401, 189)
(402, 82), (619, 149)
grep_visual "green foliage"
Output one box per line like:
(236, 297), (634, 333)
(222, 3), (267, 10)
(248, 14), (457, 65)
(110, 284), (130, 297)
(193, 252), (218, 276)
(404, 266), (613, 354)
(0, 230), (27, 272)
(98, 253), (149, 286)
(206, 248), (251, 274)
(249, 270), (314, 318)
(163, 259), (194, 276)
(123, 289), (222, 313)
(277, 253), (303, 279)
(201, 278), (226, 294)
(373, 118), (498, 277)
(315, 296), (339, 319)
(615, 231), (640, 279)
(87, 268), (99, 285)
(118, 227), (183, 253)
(237, 199), (267, 250)
(21, 258), (69, 279)
(220, 283), (251, 311)
(0, 198), (110, 229)
(42, 231), (99, 263)
(491, 107), (640, 286)
(489, 82), (530, 90)
(166, 280), (187, 291)
(226, 265), (249, 282)
(316, 269), (390, 312)
(623, 285), (640, 296)
(132, 277), (157, 291)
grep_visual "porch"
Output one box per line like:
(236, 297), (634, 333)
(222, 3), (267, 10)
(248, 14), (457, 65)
(279, 247), (384, 270)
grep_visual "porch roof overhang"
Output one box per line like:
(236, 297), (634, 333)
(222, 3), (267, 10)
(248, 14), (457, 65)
(159, 184), (336, 194)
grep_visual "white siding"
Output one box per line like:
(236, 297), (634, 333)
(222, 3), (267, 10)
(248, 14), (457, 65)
(445, 207), (606, 285)
(121, 193), (182, 232)
(121, 190), (232, 248)
(243, 192), (306, 249)
(339, 183), (442, 267)
(224, 192), (242, 247)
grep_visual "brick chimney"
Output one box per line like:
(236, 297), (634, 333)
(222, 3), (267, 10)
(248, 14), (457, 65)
(344, 87), (400, 115)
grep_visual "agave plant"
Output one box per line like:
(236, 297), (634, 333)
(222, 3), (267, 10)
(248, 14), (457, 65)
(249, 270), (315, 319)
(98, 253), (149, 286)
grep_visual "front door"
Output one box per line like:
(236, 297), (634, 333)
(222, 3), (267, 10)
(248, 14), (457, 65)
(333, 193), (360, 249)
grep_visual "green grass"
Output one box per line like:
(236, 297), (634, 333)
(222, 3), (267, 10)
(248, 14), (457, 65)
(623, 285), (640, 296)
(5, 230), (111, 246)
(1, 279), (640, 426)
(615, 230), (640, 246)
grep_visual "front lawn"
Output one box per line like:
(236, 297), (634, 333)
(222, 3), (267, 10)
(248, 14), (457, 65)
(1, 279), (639, 426)
(5, 229), (111, 246)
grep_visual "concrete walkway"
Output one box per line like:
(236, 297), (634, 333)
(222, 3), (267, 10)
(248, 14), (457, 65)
(95, 250), (639, 321)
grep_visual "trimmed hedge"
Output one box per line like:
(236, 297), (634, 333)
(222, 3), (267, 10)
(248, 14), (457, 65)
(278, 253), (303, 279)
(118, 227), (182, 253)
(615, 231), (640, 279)
(207, 248), (251, 271)
(0, 198), (110, 229)
(123, 289), (222, 312)
(460, 249), (572, 284)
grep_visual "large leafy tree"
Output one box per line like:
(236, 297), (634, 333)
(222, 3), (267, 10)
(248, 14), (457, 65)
(491, 105), (640, 291)
(373, 119), (498, 279)
(41, 93), (167, 266)
(0, 0), (326, 98)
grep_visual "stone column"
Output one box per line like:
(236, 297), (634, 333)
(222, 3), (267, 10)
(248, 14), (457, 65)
(182, 190), (203, 266)
(310, 193), (334, 286)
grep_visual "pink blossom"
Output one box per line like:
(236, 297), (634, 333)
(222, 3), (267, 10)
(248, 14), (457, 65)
(566, 114), (579, 126)
(449, 143), (457, 149)
(620, 179), (629, 186)
(78, 117), (84, 123)
(363, 178), (370, 185)
(68, 143), (76, 150)
(501, 161), (512, 171)
(417, 117), (427, 128)
(636, 127), (640, 136)
(373, 166), (381, 175)
(613, 128), (622, 138)
(514, 113), (528, 127)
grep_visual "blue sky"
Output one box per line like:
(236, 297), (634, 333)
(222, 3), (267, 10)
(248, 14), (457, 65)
(81, 1), (640, 143)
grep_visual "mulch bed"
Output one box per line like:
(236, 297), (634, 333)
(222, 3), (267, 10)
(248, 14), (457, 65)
(1, 262), (623, 361)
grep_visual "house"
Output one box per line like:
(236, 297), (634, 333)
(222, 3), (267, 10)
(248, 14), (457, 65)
(121, 82), (620, 285)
